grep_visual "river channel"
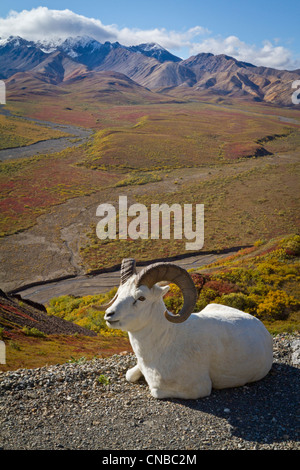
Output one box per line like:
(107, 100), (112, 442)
(12, 247), (245, 305)
(0, 107), (93, 161)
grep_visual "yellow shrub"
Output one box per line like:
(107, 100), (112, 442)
(256, 290), (299, 321)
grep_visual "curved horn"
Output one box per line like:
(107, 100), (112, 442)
(93, 258), (137, 311)
(135, 262), (197, 323)
(120, 258), (137, 285)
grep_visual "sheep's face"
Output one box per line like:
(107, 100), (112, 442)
(104, 277), (169, 332)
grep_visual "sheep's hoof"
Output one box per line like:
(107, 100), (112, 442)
(126, 365), (143, 383)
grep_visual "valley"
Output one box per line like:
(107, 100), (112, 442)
(0, 36), (299, 359)
(0, 100), (299, 297)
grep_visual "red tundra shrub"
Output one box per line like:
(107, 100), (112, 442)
(202, 279), (240, 297)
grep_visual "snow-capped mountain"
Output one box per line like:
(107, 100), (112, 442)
(0, 35), (183, 84)
(0, 36), (47, 79)
(128, 42), (181, 63)
(1, 35), (299, 106)
(31, 36), (180, 64)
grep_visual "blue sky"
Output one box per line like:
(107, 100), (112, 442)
(0, 1), (299, 69)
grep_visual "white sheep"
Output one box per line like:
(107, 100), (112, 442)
(95, 258), (273, 399)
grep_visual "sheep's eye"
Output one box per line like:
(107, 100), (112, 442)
(138, 296), (146, 301)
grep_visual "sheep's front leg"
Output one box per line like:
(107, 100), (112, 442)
(150, 374), (213, 400)
(126, 364), (143, 383)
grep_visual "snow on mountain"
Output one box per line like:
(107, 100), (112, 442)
(0, 35), (180, 64)
(0, 36), (48, 79)
(59, 36), (104, 56)
(1, 35), (299, 106)
(35, 37), (66, 54)
(34, 36), (101, 56)
(128, 42), (181, 63)
(0, 36), (35, 48)
(0, 37), (11, 46)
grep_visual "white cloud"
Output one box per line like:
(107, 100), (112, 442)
(0, 7), (298, 70)
(189, 35), (300, 70)
(0, 7), (118, 42)
(0, 7), (208, 49)
(117, 25), (209, 50)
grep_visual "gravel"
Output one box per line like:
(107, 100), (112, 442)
(0, 334), (299, 451)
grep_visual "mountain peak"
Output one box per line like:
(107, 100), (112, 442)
(0, 36), (33, 47)
(34, 36), (102, 56)
(128, 42), (181, 63)
(138, 42), (166, 51)
(60, 35), (102, 49)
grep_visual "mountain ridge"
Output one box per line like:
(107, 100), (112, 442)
(1, 35), (300, 106)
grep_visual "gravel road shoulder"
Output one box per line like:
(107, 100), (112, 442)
(0, 334), (299, 451)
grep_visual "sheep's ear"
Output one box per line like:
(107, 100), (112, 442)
(150, 283), (170, 297)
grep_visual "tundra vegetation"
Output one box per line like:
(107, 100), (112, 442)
(0, 95), (299, 371)
(0, 114), (69, 150)
(47, 234), (300, 336)
(1, 234), (299, 372)
(0, 101), (299, 245)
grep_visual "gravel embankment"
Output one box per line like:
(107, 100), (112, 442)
(0, 334), (299, 451)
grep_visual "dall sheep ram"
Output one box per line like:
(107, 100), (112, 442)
(96, 258), (273, 399)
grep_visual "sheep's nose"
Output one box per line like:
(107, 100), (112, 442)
(104, 310), (115, 320)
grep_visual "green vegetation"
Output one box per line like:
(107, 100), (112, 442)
(194, 234), (300, 334)
(68, 356), (87, 364)
(97, 374), (110, 385)
(22, 326), (47, 338)
(0, 97), (299, 370)
(78, 106), (298, 171)
(47, 288), (126, 337)
(1, 100), (299, 246)
(114, 171), (162, 187)
(0, 146), (119, 237)
(1, 234), (298, 372)
(49, 234), (300, 336)
(0, 331), (130, 372)
(9, 340), (21, 351)
(80, 160), (299, 271)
